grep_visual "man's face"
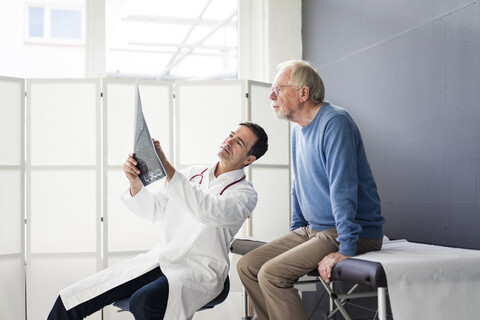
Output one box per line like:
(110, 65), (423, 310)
(218, 125), (258, 169)
(269, 67), (300, 120)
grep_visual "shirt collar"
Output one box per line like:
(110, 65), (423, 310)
(210, 162), (246, 182)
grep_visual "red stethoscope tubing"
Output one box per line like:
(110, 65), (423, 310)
(189, 168), (246, 195)
(189, 168), (208, 185)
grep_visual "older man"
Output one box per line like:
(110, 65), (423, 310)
(237, 61), (385, 320)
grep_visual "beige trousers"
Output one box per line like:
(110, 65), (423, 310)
(237, 228), (382, 320)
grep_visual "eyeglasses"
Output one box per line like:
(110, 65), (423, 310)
(270, 85), (294, 96)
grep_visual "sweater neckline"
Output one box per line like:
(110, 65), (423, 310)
(301, 101), (330, 132)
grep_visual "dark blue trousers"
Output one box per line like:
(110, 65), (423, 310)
(47, 267), (169, 320)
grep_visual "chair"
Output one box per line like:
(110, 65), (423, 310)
(113, 276), (230, 312)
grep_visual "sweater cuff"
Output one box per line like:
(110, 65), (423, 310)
(339, 242), (356, 256)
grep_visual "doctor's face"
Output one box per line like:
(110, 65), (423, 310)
(218, 125), (258, 169)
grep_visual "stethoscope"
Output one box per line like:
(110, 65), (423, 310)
(189, 168), (246, 195)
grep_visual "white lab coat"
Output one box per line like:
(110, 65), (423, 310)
(60, 163), (257, 319)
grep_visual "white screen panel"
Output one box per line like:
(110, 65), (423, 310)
(107, 252), (142, 267)
(27, 255), (100, 320)
(140, 84), (173, 160)
(0, 256), (25, 320)
(106, 82), (135, 165)
(250, 167), (291, 237)
(105, 81), (173, 166)
(30, 170), (97, 253)
(107, 168), (162, 252)
(250, 82), (290, 165)
(0, 78), (25, 320)
(28, 80), (98, 166)
(0, 169), (22, 254)
(176, 81), (245, 167)
(0, 78), (23, 165)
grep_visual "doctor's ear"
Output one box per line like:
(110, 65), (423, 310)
(244, 155), (256, 166)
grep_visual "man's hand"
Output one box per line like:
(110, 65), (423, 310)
(318, 252), (351, 282)
(123, 153), (143, 196)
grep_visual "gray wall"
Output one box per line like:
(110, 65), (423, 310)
(302, 0), (480, 249)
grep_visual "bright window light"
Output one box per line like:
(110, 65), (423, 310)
(106, 0), (238, 79)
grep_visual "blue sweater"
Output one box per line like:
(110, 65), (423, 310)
(291, 102), (384, 256)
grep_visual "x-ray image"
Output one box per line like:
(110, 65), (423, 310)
(133, 85), (166, 186)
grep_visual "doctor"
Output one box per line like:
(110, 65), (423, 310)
(47, 121), (269, 320)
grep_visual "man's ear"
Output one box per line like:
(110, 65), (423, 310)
(244, 155), (256, 166)
(299, 87), (309, 102)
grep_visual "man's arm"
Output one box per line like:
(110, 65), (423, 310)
(324, 116), (362, 256)
(291, 180), (308, 230)
(315, 116), (362, 281)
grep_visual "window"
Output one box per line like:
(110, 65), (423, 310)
(106, 0), (238, 79)
(28, 7), (44, 37)
(25, 4), (84, 45)
(51, 9), (82, 40)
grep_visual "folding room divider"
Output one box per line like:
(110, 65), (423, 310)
(0, 78), (290, 320)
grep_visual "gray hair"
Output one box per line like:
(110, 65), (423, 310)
(277, 60), (325, 104)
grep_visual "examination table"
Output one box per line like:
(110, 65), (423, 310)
(230, 237), (480, 320)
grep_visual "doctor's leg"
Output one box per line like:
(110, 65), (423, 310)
(129, 275), (169, 320)
(47, 267), (164, 320)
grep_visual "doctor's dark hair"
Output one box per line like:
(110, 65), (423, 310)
(239, 121), (268, 161)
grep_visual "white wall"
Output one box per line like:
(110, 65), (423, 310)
(0, 0), (85, 78)
(238, 0), (302, 82)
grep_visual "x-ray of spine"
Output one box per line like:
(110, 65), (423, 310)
(133, 85), (166, 186)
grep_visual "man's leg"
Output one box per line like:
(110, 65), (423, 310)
(129, 275), (169, 320)
(47, 267), (163, 320)
(237, 228), (312, 320)
(258, 229), (339, 320)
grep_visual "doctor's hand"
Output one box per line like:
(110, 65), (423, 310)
(318, 252), (350, 282)
(123, 153), (142, 197)
(152, 139), (176, 183)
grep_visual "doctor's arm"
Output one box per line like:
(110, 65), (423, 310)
(122, 138), (175, 197)
(121, 144), (172, 222)
(123, 153), (143, 197)
(152, 139), (175, 182)
(123, 138), (176, 193)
